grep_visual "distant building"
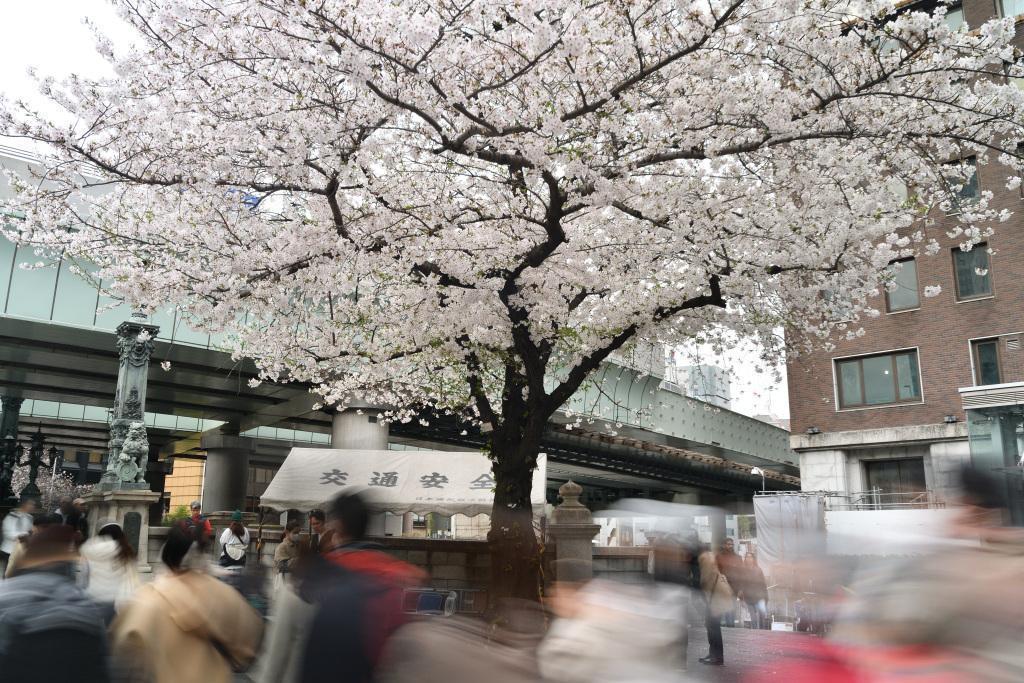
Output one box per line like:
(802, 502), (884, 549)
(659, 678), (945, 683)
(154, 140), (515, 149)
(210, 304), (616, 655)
(786, 0), (1024, 522)
(679, 364), (732, 409)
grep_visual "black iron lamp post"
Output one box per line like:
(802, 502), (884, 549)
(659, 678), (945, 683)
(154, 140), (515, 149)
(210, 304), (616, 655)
(1, 434), (18, 503)
(15, 428), (59, 502)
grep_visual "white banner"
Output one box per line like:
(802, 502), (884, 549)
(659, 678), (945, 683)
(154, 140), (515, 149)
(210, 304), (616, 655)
(260, 448), (547, 517)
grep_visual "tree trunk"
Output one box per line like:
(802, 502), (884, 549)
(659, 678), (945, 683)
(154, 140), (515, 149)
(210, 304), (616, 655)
(487, 434), (542, 609)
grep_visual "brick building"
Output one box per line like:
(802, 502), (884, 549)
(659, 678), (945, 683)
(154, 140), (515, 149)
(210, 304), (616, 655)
(787, 0), (1024, 520)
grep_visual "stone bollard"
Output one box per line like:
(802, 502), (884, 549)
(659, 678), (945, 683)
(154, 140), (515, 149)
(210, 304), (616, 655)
(547, 480), (600, 581)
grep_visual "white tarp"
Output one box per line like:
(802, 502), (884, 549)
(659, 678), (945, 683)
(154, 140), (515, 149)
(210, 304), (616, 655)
(260, 448), (547, 516)
(752, 493), (826, 578)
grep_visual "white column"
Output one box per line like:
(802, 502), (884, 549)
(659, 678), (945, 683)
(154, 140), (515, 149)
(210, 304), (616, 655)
(331, 409), (388, 450)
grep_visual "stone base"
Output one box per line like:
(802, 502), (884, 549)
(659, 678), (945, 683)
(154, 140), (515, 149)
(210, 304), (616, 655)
(83, 488), (161, 571)
(94, 481), (150, 492)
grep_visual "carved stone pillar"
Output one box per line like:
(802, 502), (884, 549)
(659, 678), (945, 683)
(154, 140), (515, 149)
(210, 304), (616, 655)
(547, 480), (601, 581)
(0, 396), (23, 440)
(100, 312), (159, 489)
(1, 396), (24, 504)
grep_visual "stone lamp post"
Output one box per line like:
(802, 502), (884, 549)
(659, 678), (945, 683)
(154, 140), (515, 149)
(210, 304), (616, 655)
(85, 312), (161, 571)
(547, 480), (601, 581)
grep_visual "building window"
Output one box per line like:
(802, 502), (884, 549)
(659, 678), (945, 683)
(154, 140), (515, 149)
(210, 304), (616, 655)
(1001, 0), (1024, 18)
(945, 5), (965, 29)
(972, 338), (1002, 386)
(836, 350), (922, 409)
(865, 458), (927, 495)
(952, 244), (992, 300)
(943, 156), (979, 204)
(885, 258), (919, 312)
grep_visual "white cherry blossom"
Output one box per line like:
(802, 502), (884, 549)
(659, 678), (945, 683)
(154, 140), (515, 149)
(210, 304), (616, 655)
(3, 0), (1024, 600)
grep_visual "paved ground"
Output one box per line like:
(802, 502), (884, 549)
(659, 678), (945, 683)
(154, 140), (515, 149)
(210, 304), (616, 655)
(237, 624), (818, 682)
(685, 626), (819, 682)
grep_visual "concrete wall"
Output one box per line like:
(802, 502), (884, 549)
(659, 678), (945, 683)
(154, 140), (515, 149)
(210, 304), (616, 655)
(799, 440), (970, 502)
(798, 449), (848, 492)
(375, 537), (491, 594)
(592, 547), (653, 585)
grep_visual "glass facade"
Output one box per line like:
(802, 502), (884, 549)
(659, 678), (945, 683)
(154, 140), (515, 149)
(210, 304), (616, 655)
(1, 234), (225, 349)
(966, 406), (1024, 524)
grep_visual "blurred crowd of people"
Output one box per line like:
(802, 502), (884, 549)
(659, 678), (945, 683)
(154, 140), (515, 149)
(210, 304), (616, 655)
(1, 464), (1022, 682)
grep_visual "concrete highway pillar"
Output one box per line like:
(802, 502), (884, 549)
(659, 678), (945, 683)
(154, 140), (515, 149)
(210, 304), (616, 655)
(199, 434), (253, 513)
(709, 506), (728, 549)
(331, 408), (388, 450)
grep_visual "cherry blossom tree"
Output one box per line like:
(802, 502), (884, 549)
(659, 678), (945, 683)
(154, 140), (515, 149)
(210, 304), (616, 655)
(3, 0), (1024, 600)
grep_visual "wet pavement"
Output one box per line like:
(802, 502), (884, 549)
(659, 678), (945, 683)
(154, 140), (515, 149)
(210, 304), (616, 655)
(685, 625), (819, 682)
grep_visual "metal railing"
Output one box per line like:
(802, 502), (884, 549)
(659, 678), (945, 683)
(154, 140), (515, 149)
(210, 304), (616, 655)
(827, 489), (945, 510)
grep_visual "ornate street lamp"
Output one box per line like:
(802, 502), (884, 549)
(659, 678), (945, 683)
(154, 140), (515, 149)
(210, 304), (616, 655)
(14, 428), (59, 502)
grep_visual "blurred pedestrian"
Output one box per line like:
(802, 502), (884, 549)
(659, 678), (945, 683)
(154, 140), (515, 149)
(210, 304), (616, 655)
(818, 466), (1024, 681)
(187, 499), (213, 542)
(252, 535), (316, 683)
(716, 537), (743, 626)
(0, 524), (110, 681)
(740, 553), (769, 629)
(110, 522), (263, 683)
(698, 540), (737, 666)
(274, 519), (303, 589)
(219, 510), (250, 570)
(539, 558), (689, 682)
(308, 509), (333, 554)
(1, 496), (35, 576)
(79, 520), (140, 625)
(379, 601), (544, 683)
(299, 491), (426, 683)
(73, 497), (90, 542)
(5, 511), (61, 578)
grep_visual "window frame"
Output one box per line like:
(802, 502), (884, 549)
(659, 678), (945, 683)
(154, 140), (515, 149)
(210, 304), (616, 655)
(942, 155), (980, 207)
(833, 347), (924, 411)
(951, 242), (994, 302)
(884, 257), (920, 313)
(970, 337), (1003, 386)
(863, 457), (928, 496)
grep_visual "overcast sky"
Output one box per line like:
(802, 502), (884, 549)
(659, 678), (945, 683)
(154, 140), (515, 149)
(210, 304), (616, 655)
(1, 1), (791, 422)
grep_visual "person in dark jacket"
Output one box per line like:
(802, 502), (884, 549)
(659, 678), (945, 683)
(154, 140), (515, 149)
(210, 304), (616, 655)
(308, 509), (334, 555)
(0, 524), (109, 682)
(299, 492), (425, 683)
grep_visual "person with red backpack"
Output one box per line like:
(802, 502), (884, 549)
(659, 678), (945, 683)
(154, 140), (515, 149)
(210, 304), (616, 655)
(298, 491), (425, 683)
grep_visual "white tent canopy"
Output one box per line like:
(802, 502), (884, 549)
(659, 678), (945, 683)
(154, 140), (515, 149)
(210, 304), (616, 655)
(260, 448), (547, 517)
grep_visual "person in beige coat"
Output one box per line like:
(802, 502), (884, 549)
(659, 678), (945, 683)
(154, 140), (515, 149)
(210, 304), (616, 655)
(110, 522), (264, 683)
(698, 542), (736, 666)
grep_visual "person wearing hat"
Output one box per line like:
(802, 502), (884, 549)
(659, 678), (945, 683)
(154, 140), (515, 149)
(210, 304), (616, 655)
(80, 519), (141, 624)
(0, 524), (110, 681)
(219, 510), (250, 569)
